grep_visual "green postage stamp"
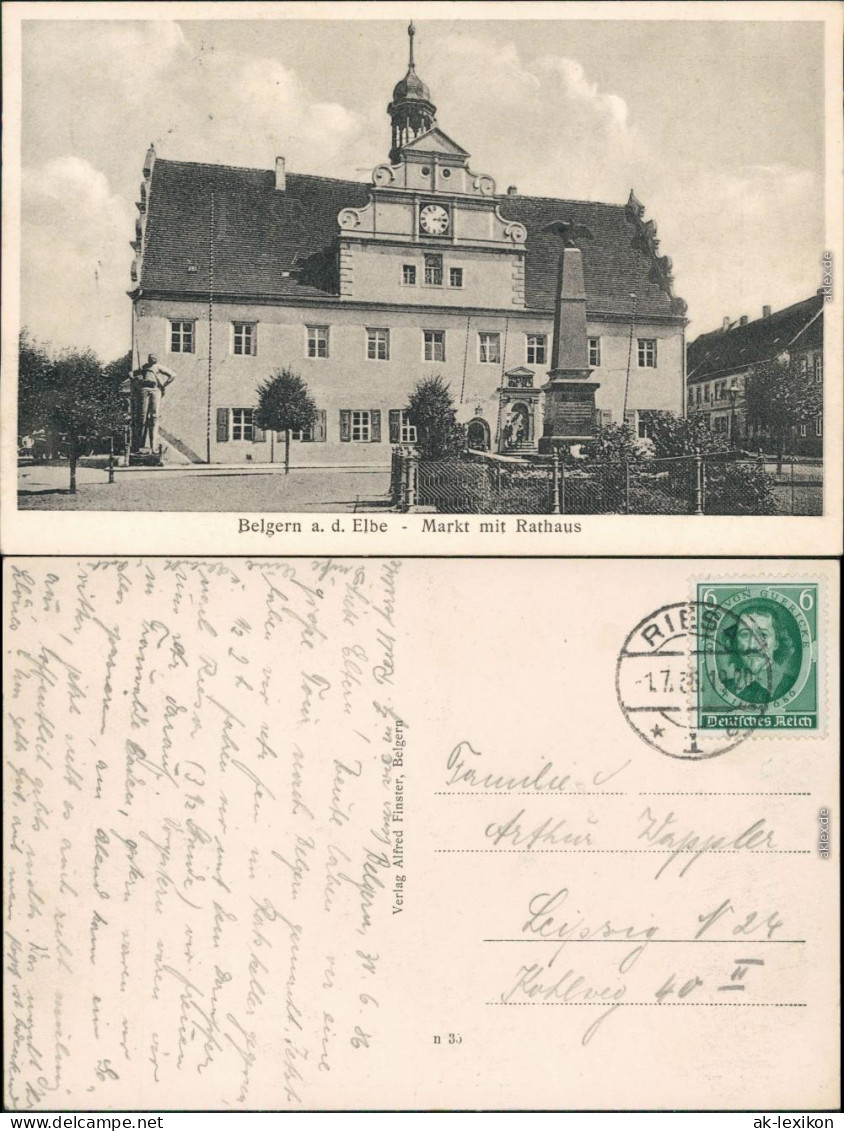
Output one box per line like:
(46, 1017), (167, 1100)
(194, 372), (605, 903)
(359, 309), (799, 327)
(697, 582), (819, 730)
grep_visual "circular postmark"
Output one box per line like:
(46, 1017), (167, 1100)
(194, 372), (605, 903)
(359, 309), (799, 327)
(616, 600), (771, 760)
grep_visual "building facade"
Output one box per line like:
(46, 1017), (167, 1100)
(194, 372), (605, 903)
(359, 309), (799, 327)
(686, 294), (824, 457)
(130, 26), (688, 465)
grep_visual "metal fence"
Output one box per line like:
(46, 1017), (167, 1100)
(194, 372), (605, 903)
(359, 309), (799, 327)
(391, 448), (822, 516)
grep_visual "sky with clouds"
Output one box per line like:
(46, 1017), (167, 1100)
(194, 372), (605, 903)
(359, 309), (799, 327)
(19, 15), (825, 360)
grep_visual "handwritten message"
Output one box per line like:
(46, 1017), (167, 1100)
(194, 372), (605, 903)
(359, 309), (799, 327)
(4, 558), (405, 1109)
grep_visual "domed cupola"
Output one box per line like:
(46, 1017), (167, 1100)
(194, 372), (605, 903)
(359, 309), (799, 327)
(387, 22), (437, 164)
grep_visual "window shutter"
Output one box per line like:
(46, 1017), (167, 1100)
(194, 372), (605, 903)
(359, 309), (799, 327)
(370, 410), (381, 443)
(314, 410), (327, 442)
(216, 407), (229, 442)
(340, 410), (351, 442)
(389, 410), (401, 443)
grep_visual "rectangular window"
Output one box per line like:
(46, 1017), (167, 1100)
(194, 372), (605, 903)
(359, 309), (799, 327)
(366, 328), (390, 361)
(170, 320), (194, 354)
(232, 322), (256, 356)
(424, 254), (443, 286)
(351, 411), (371, 442)
(423, 330), (446, 362)
(231, 408), (254, 442)
(704, 385), (711, 403)
(799, 357), (808, 377)
(814, 355), (823, 382)
(815, 414), (823, 437)
(449, 267), (463, 288)
(588, 337), (602, 368)
(637, 338), (657, 368)
(799, 423), (807, 437)
(526, 334), (547, 366)
(288, 410), (326, 443)
(402, 264), (417, 285)
(306, 326), (329, 359)
(389, 410), (417, 444)
(478, 332), (501, 364)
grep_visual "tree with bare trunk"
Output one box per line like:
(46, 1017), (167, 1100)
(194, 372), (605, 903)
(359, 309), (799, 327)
(18, 335), (126, 492)
(745, 356), (822, 474)
(255, 368), (317, 474)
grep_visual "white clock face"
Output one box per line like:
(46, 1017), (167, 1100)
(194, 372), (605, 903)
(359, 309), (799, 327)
(420, 204), (450, 235)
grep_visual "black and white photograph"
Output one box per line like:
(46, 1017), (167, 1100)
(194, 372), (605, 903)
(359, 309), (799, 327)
(2, 1), (841, 551)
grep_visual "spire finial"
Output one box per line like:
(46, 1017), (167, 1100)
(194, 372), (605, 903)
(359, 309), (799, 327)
(408, 20), (415, 69)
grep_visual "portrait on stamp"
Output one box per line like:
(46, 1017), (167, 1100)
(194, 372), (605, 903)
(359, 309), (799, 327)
(697, 583), (819, 729)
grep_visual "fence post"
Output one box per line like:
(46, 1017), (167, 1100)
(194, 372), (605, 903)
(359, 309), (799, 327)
(406, 449), (418, 510)
(550, 450), (561, 514)
(790, 457), (795, 515)
(399, 449), (409, 511)
(108, 438), (115, 484)
(692, 453), (704, 515)
(391, 447), (400, 504)
(560, 462), (566, 515)
(624, 461), (630, 515)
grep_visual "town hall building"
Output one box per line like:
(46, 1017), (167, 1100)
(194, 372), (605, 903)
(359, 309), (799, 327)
(130, 24), (688, 465)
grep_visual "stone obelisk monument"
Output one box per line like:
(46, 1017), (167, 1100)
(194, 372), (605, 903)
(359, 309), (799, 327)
(538, 222), (601, 455)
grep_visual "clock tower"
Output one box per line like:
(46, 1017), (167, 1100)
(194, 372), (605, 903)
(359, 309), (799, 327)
(333, 24), (527, 309)
(388, 22), (437, 165)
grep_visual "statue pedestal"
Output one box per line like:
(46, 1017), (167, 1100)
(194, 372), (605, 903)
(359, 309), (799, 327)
(538, 368), (600, 455)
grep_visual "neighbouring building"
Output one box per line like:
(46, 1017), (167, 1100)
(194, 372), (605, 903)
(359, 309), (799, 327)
(129, 24), (688, 465)
(686, 293), (824, 457)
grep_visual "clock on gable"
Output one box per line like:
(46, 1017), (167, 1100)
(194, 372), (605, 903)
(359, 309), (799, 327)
(419, 202), (450, 236)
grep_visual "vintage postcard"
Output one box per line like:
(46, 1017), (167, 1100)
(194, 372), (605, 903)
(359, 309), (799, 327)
(3, 557), (839, 1110)
(1, 0), (842, 556)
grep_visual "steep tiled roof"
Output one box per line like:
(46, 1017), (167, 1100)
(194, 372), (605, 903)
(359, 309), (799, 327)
(140, 158), (682, 318)
(687, 294), (824, 382)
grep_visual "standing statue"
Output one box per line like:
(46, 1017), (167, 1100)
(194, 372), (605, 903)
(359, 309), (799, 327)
(132, 354), (176, 451)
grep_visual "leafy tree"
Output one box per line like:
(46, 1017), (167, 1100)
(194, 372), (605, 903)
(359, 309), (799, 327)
(255, 368), (317, 474)
(645, 411), (730, 459)
(18, 329), (52, 446)
(745, 356), (822, 473)
(405, 375), (465, 460)
(22, 345), (127, 492)
(104, 349), (133, 385)
(580, 421), (642, 465)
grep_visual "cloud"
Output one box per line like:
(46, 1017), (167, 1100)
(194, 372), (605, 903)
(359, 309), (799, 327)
(538, 56), (629, 131)
(425, 35), (636, 202)
(645, 163), (822, 335)
(21, 157), (136, 359)
(20, 22), (373, 356)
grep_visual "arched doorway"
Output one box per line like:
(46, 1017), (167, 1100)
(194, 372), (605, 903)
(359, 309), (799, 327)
(467, 418), (490, 451)
(503, 402), (531, 449)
